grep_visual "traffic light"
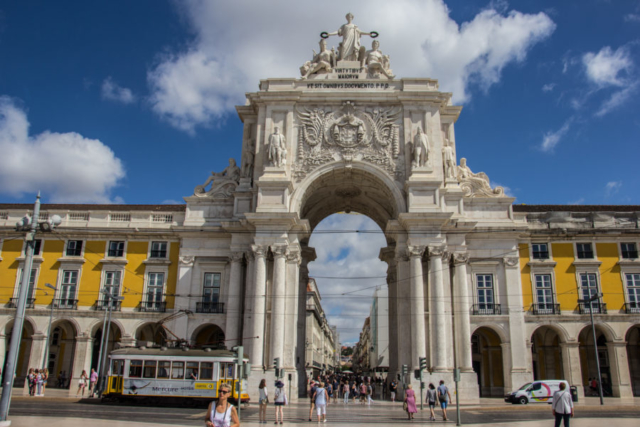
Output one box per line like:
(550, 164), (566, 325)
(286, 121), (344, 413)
(419, 357), (427, 372)
(401, 364), (408, 375)
(274, 357), (281, 378)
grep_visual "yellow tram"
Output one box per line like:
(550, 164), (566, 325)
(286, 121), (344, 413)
(104, 347), (250, 403)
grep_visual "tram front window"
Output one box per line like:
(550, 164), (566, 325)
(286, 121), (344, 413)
(172, 361), (184, 379)
(130, 360), (143, 378)
(158, 361), (170, 379)
(143, 361), (157, 378)
(200, 362), (213, 380)
(111, 360), (124, 376)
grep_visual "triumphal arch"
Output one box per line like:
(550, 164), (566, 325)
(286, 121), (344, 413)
(181, 15), (524, 401)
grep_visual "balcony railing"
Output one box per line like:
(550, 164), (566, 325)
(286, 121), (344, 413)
(623, 302), (640, 314)
(472, 303), (501, 315)
(53, 298), (78, 310)
(195, 301), (224, 314)
(8, 298), (35, 309)
(94, 299), (122, 311)
(139, 300), (166, 312)
(530, 303), (561, 315)
(578, 302), (607, 314)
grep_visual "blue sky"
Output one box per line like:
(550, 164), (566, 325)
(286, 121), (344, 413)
(1, 0), (639, 343)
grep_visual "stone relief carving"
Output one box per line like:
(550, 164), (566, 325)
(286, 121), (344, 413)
(230, 252), (244, 263)
(301, 39), (336, 79)
(407, 245), (426, 258)
(286, 250), (302, 265)
(295, 102), (401, 181)
(411, 127), (430, 169)
(179, 256), (195, 266)
(322, 13), (376, 62)
(503, 257), (519, 267)
(362, 40), (394, 79)
(452, 252), (469, 265)
(267, 127), (287, 168)
(251, 245), (267, 258)
(457, 158), (505, 198)
(428, 246), (445, 258)
(194, 158), (240, 198)
(271, 245), (288, 258)
(241, 138), (255, 179)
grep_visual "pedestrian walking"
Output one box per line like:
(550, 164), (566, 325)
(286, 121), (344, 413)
(551, 382), (574, 427)
(274, 380), (287, 425)
(258, 379), (268, 424)
(359, 382), (367, 404)
(332, 379), (338, 404)
(343, 380), (350, 403)
(205, 382), (239, 427)
(313, 381), (328, 423)
(36, 369), (44, 396)
(366, 381), (374, 405)
(351, 382), (357, 403)
(404, 384), (418, 420)
(308, 380), (317, 421)
(437, 380), (452, 421)
(41, 369), (49, 396)
(27, 368), (35, 396)
(76, 370), (88, 397)
(426, 383), (437, 421)
(89, 368), (98, 397)
(389, 380), (397, 402)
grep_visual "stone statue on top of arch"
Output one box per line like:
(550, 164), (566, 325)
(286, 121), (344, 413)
(323, 13), (376, 62)
(194, 158), (240, 198)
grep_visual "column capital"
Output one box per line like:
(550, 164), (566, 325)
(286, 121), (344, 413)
(179, 256), (195, 266)
(245, 250), (255, 262)
(230, 251), (244, 263)
(606, 340), (628, 348)
(407, 245), (426, 258)
(428, 245), (446, 259)
(452, 252), (469, 265)
(394, 250), (409, 263)
(503, 257), (520, 268)
(271, 244), (288, 258)
(559, 341), (580, 349)
(286, 249), (302, 265)
(251, 244), (268, 257)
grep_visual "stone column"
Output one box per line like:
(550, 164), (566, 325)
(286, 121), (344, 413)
(560, 341), (584, 399)
(429, 246), (447, 371)
(285, 249), (301, 368)
(250, 245), (267, 369)
(503, 256), (531, 389)
(242, 251), (256, 347)
(171, 256), (195, 340)
(607, 341), (633, 398)
(225, 251), (244, 347)
(269, 244), (288, 368)
(453, 252), (473, 372)
(68, 336), (92, 396)
(408, 245), (427, 370)
(395, 250), (412, 376)
(380, 247), (398, 376)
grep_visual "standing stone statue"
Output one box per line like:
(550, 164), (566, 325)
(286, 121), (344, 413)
(241, 138), (255, 179)
(324, 13), (374, 62)
(442, 139), (456, 179)
(411, 127), (430, 168)
(268, 127), (287, 168)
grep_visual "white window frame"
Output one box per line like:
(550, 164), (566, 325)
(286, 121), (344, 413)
(619, 242), (639, 261)
(575, 241), (596, 260)
(13, 267), (39, 300)
(22, 239), (44, 257)
(105, 240), (127, 258)
(57, 269), (80, 303)
(533, 273), (556, 312)
(624, 272), (640, 313)
(530, 242), (552, 261)
(202, 272), (222, 303)
(143, 268), (168, 307)
(147, 241), (169, 259)
(64, 239), (85, 257)
(577, 271), (602, 312)
(100, 268), (125, 307)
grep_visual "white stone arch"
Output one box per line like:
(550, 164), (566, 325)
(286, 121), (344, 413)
(50, 316), (82, 338)
(88, 318), (126, 338)
(189, 322), (226, 347)
(471, 323), (509, 344)
(2, 315), (38, 336)
(527, 322), (570, 344)
(576, 321), (618, 343)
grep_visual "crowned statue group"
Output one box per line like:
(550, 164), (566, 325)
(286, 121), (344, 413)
(301, 13), (394, 79)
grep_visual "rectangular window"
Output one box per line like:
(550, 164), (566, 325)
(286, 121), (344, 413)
(203, 273), (221, 303)
(108, 241), (125, 257)
(129, 360), (143, 378)
(476, 274), (494, 310)
(200, 362), (214, 380)
(33, 239), (42, 256)
(621, 243), (638, 259)
(146, 273), (164, 308)
(143, 360), (157, 379)
(111, 360), (124, 376)
(532, 243), (549, 260)
(186, 362), (199, 380)
(19, 268), (38, 299)
(66, 240), (83, 257)
(171, 361), (184, 380)
(60, 270), (78, 304)
(626, 273), (640, 313)
(150, 241), (167, 258)
(535, 274), (554, 311)
(577, 243), (594, 259)
(580, 273), (599, 300)
(103, 271), (122, 304)
(157, 361), (171, 379)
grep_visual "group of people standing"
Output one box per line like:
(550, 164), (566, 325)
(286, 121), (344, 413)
(27, 368), (48, 396)
(257, 378), (288, 424)
(403, 380), (452, 421)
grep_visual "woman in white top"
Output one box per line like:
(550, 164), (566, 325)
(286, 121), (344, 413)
(258, 379), (268, 424)
(313, 381), (328, 423)
(274, 380), (287, 425)
(205, 383), (239, 427)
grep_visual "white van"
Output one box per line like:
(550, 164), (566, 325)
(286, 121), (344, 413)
(504, 380), (569, 404)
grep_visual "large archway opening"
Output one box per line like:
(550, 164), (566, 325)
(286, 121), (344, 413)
(91, 321), (122, 372)
(578, 325), (612, 397)
(531, 326), (564, 381)
(4, 319), (35, 386)
(192, 324), (225, 347)
(625, 324), (640, 396)
(46, 319), (78, 388)
(135, 322), (168, 347)
(471, 326), (505, 397)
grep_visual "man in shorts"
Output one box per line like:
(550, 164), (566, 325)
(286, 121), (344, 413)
(308, 380), (317, 422)
(437, 380), (452, 421)
(390, 380), (397, 402)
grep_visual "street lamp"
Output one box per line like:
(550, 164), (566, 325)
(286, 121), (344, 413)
(579, 292), (605, 405)
(41, 283), (57, 371)
(0, 193), (61, 423)
(96, 288), (124, 396)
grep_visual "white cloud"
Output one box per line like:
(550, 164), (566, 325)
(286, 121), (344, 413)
(594, 82), (639, 117)
(148, 0), (555, 133)
(605, 181), (622, 197)
(624, 14), (640, 22)
(491, 181), (513, 197)
(101, 77), (136, 104)
(568, 197), (585, 205)
(161, 199), (183, 205)
(0, 96), (125, 203)
(542, 83), (556, 92)
(541, 117), (572, 152)
(308, 214), (387, 344)
(582, 46), (633, 87)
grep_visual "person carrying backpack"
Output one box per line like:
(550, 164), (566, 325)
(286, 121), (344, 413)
(437, 380), (452, 421)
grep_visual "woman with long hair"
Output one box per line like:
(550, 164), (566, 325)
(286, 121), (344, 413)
(205, 382), (239, 427)
(76, 370), (88, 397)
(258, 378), (268, 424)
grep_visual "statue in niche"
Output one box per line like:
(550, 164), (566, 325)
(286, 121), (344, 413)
(457, 158), (505, 197)
(411, 127), (430, 168)
(300, 39), (336, 79)
(361, 40), (394, 79)
(442, 139), (456, 179)
(267, 126), (287, 168)
(194, 158), (240, 197)
(241, 138), (255, 179)
(323, 13), (375, 62)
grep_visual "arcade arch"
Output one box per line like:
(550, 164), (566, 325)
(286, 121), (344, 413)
(578, 325), (615, 397)
(135, 322), (168, 347)
(531, 326), (565, 381)
(46, 319), (79, 388)
(192, 324), (225, 347)
(625, 324), (640, 396)
(91, 321), (123, 371)
(471, 326), (505, 397)
(4, 318), (36, 386)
